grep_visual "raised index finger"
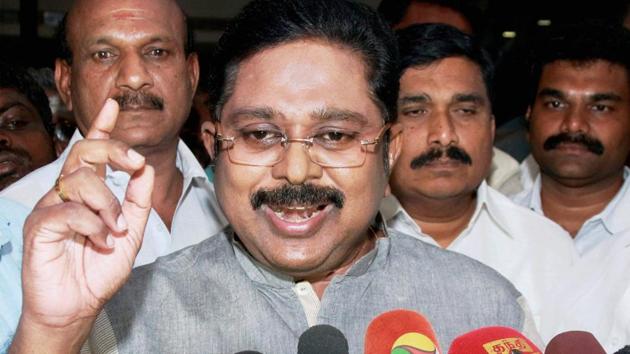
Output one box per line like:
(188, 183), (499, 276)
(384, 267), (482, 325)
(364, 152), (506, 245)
(86, 98), (119, 139)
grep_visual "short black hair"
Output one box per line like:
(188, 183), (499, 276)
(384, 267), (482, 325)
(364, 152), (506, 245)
(55, 2), (195, 64)
(0, 60), (53, 135)
(529, 21), (630, 105)
(396, 23), (494, 106)
(207, 0), (399, 124)
(377, 0), (483, 34)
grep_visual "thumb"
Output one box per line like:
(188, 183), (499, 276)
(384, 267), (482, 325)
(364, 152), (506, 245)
(86, 98), (119, 140)
(120, 164), (154, 249)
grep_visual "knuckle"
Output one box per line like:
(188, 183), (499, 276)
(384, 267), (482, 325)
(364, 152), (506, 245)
(74, 166), (97, 179)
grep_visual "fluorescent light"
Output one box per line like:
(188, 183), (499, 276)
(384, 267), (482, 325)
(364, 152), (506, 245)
(502, 31), (517, 38)
(537, 19), (552, 26)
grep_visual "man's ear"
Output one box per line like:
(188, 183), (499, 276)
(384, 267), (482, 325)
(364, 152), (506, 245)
(490, 113), (496, 141)
(201, 120), (218, 161)
(187, 53), (200, 96)
(54, 59), (73, 111)
(384, 123), (403, 197)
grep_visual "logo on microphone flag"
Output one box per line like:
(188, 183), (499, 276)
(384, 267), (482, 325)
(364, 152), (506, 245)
(482, 337), (540, 353)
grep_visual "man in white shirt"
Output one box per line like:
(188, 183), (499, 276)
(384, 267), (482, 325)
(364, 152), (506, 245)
(509, 22), (630, 348)
(0, 0), (231, 346)
(383, 23), (576, 330)
(8, 1), (539, 352)
(511, 22), (630, 256)
(539, 229), (630, 353)
(0, 0), (227, 267)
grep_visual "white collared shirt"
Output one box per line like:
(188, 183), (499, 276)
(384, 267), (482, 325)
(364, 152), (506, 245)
(511, 166), (630, 351)
(512, 166), (630, 256)
(538, 232), (630, 352)
(381, 181), (577, 330)
(0, 130), (228, 267)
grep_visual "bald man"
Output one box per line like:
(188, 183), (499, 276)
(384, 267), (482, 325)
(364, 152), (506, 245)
(0, 0), (227, 348)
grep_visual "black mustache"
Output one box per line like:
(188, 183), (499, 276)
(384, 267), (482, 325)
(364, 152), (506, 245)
(250, 183), (345, 210)
(112, 92), (164, 111)
(543, 132), (604, 155)
(410, 146), (472, 169)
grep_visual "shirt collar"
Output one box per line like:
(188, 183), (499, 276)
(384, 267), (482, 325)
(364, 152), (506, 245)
(380, 194), (405, 222)
(519, 154), (540, 192)
(175, 139), (208, 182)
(475, 181), (517, 239)
(231, 215), (389, 289)
(529, 167), (630, 234)
(66, 129), (209, 185)
(382, 181), (514, 242)
(598, 167), (630, 234)
(526, 174), (544, 214)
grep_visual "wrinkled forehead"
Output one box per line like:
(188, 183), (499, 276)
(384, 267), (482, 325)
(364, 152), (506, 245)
(400, 58), (490, 99)
(67, 0), (186, 48)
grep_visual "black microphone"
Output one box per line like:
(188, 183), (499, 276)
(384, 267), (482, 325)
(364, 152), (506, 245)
(297, 324), (349, 354)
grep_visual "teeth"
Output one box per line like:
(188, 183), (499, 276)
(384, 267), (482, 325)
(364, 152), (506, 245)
(271, 205), (321, 222)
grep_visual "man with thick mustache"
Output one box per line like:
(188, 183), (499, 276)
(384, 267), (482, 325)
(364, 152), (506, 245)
(10, 1), (536, 353)
(510, 23), (630, 350)
(0, 0), (226, 266)
(513, 22), (630, 255)
(0, 61), (55, 191)
(0, 0), (227, 347)
(381, 24), (575, 331)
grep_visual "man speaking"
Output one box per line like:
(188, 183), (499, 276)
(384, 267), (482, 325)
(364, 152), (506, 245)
(10, 0), (536, 352)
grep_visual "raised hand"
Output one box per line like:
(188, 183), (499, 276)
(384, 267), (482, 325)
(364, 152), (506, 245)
(11, 99), (155, 353)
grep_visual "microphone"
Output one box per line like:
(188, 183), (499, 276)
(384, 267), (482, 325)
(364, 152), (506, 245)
(545, 331), (605, 354)
(364, 309), (441, 354)
(297, 324), (349, 354)
(448, 326), (541, 354)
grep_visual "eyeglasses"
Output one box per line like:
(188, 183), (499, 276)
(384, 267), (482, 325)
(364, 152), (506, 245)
(216, 123), (390, 168)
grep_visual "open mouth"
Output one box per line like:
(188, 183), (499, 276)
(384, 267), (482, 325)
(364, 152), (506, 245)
(267, 203), (328, 222)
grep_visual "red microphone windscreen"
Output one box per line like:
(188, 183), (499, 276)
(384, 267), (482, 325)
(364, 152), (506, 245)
(364, 309), (441, 354)
(545, 331), (606, 354)
(448, 326), (541, 354)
